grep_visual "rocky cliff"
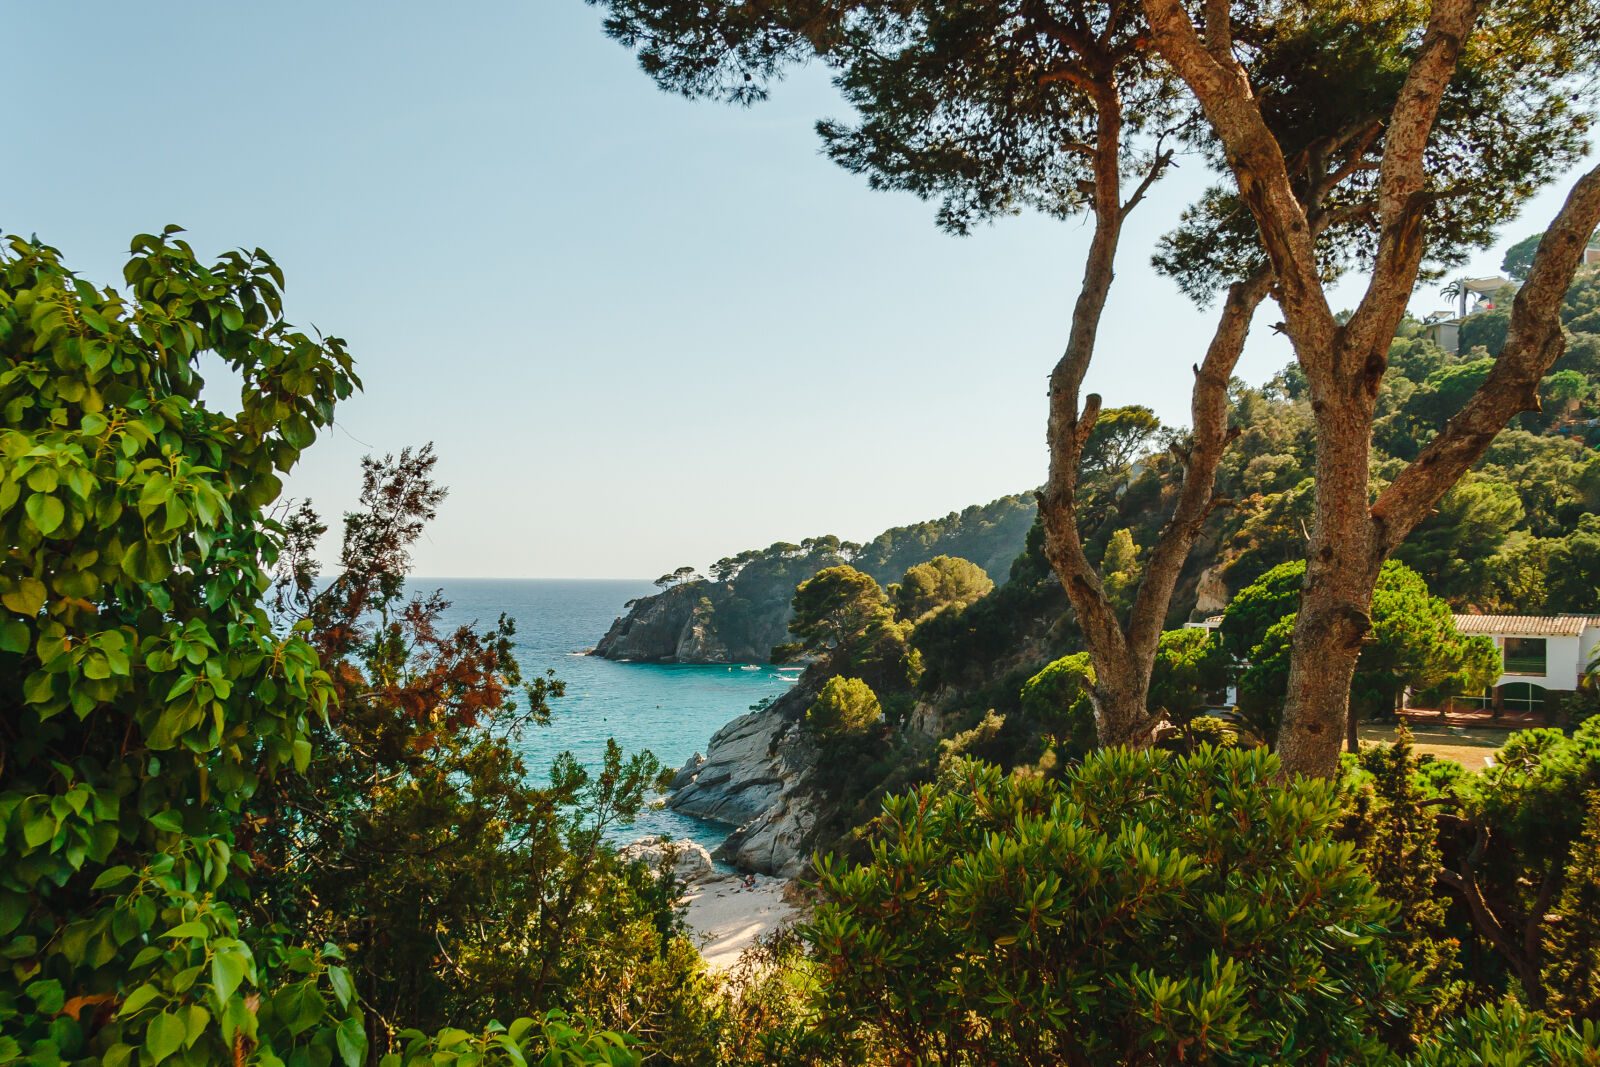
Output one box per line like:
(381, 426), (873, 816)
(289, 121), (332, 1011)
(593, 583), (733, 662)
(664, 680), (824, 876)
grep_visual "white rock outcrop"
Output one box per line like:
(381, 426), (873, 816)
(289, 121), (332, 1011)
(666, 695), (820, 877)
(617, 836), (718, 886)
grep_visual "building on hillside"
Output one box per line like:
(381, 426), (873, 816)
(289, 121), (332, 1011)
(1449, 615), (1600, 714)
(1422, 276), (1518, 354)
(1423, 316), (1462, 355)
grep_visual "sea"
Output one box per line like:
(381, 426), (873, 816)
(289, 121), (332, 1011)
(424, 578), (798, 853)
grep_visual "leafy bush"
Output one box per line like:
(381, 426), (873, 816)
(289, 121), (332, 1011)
(0, 233), (649, 1067)
(804, 677), (882, 744)
(802, 747), (1420, 1064)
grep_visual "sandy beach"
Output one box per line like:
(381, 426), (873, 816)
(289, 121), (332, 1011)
(682, 876), (799, 971)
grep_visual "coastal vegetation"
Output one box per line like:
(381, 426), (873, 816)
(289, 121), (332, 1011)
(15, 223), (1600, 1065)
(594, 0), (1600, 779)
(15, 0), (1600, 1061)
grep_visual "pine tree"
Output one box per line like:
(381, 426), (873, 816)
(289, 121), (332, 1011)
(1544, 790), (1600, 1020)
(1348, 726), (1463, 1043)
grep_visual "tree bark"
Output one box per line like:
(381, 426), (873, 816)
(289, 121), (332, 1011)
(1039, 62), (1269, 749)
(1040, 75), (1143, 745)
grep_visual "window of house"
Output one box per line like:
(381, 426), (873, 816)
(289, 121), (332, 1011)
(1501, 683), (1546, 713)
(1503, 637), (1548, 676)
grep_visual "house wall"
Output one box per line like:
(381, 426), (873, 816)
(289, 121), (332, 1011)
(1488, 632), (1583, 691)
(1582, 626), (1600, 678)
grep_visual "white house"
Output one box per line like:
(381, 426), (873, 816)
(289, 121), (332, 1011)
(1451, 615), (1600, 713)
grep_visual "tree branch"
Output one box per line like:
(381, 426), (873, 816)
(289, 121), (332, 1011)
(1127, 265), (1272, 658)
(1345, 0), (1481, 358)
(1370, 162), (1600, 558)
(1140, 0), (1337, 354)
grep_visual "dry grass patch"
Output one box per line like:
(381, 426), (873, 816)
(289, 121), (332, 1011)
(1356, 722), (1509, 770)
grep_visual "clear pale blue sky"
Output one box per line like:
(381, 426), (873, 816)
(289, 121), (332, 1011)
(7, 3), (1592, 578)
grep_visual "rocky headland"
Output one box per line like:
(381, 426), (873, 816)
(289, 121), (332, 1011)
(593, 494), (1036, 665)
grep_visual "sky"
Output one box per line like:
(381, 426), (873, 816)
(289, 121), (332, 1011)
(7, 2), (1595, 578)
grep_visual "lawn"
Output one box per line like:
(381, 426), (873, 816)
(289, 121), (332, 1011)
(1356, 722), (1509, 769)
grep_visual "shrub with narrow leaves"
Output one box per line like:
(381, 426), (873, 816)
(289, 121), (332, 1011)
(803, 746), (1420, 1065)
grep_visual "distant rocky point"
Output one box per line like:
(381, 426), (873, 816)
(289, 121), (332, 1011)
(593, 494), (1035, 665)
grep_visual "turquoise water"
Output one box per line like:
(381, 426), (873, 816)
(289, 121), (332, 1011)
(425, 578), (797, 852)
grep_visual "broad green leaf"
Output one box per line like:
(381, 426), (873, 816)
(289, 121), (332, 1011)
(327, 964), (354, 1008)
(120, 541), (172, 584)
(0, 618), (30, 653)
(147, 810), (182, 833)
(2, 577), (46, 616)
(91, 865), (133, 890)
(183, 1004), (210, 1047)
(24, 492), (65, 535)
(26, 978), (64, 1014)
(336, 1014), (367, 1067)
(146, 1009), (185, 1064)
(117, 984), (160, 1018)
(212, 951), (247, 1004)
(22, 812), (55, 848)
(162, 921), (208, 941)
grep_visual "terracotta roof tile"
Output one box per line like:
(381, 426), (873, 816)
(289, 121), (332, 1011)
(1452, 615), (1600, 638)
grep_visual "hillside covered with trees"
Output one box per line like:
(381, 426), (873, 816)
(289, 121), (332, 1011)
(591, 495), (1033, 663)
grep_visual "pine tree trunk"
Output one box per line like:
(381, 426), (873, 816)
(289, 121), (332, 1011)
(1277, 387), (1382, 778)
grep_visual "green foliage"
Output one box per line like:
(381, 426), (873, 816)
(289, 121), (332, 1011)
(804, 677), (882, 744)
(891, 555), (992, 624)
(1147, 628), (1230, 736)
(1226, 560), (1496, 738)
(0, 230), (365, 1064)
(1184, 715), (1238, 749)
(620, 497), (1033, 665)
(1395, 478), (1526, 603)
(0, 233), (660, 1067)
(1403, 1000), (1600, 1065)
(851, 495), (1037, 589)
(1081, 405), (1162, 480)
(1543, 791), (1600, 1020)
(1099, 527), (1142, 617)
(1219, 560), (1304, 661)
(783, 567), (888, 661)
(1548, 514), (1600, 614)
(1018, 653), (1097, 758)
(1342, 730), (1463, 1042)
(1237, 616), (1298, 745)
(262, 448), (717, 1061)
(803, 748), (1419, 1064)
(1502, 233), (1545, 282)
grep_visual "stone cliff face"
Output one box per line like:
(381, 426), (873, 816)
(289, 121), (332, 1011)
(593, 583), (734, 663)
(593, 575), (807, 664)
(665, 681), (823, 877)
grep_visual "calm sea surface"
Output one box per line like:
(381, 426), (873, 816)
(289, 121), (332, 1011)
(422, 578), (797, 852)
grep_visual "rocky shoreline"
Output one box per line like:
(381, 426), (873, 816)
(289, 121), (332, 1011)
(662, 679), (824, 877)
